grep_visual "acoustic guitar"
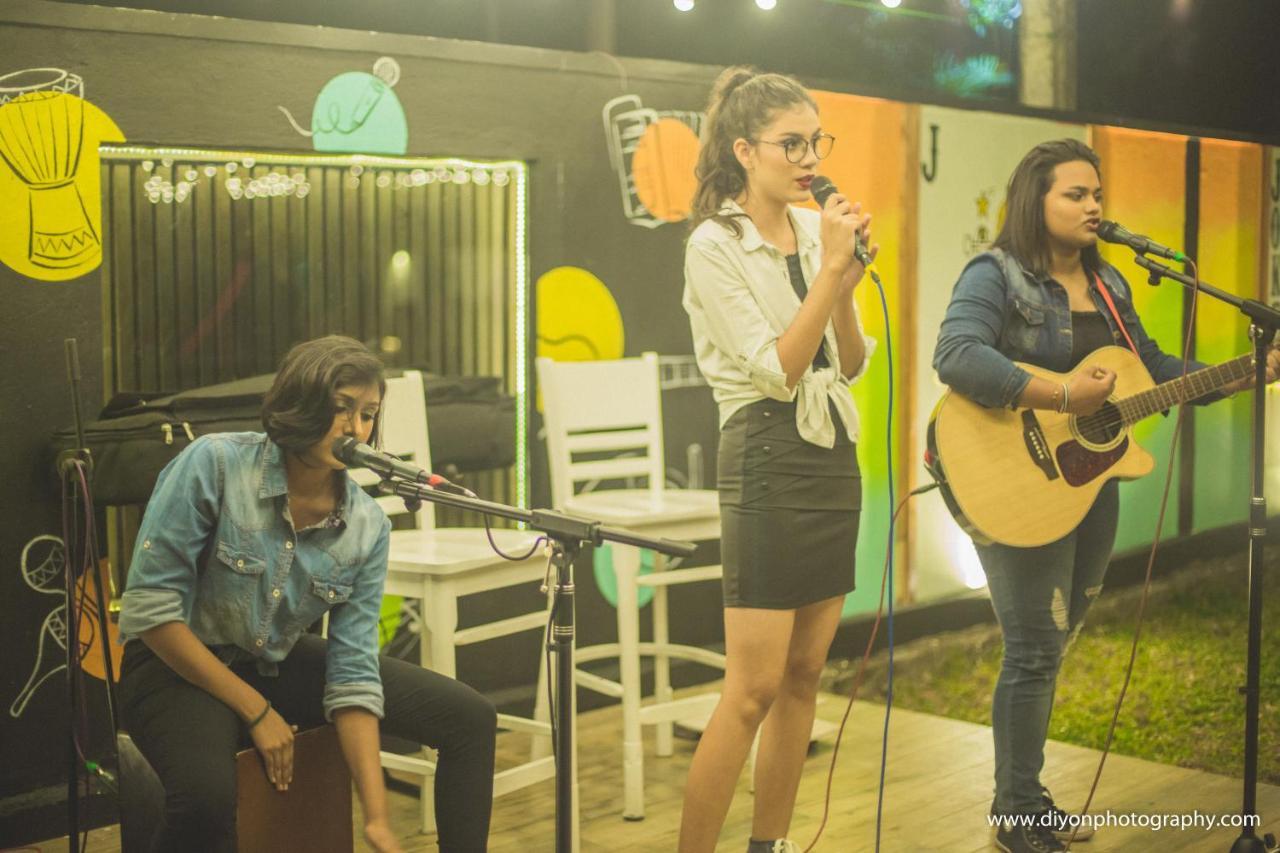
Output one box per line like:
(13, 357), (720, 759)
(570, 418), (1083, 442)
(926, 345), (1257, 548)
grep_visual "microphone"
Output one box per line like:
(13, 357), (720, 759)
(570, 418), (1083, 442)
(331, 437), (461, 492)
(1096, 220), (1186, 262)
(809, 175), (872, 267)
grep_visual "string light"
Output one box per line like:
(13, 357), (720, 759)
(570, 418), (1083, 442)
(129, 152), (513, 205)
(673, 0), (694, 10)
(882, 0), (903, 8)
(756, 0), (777, 9)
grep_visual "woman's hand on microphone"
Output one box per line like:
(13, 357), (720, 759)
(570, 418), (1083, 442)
(839, 212), (876, 296)
(818, 191), (861, 272)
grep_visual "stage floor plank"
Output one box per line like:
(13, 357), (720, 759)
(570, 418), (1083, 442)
(34, 691), (1280, 851)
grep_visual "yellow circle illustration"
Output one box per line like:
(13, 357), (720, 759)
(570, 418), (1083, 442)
(536, 265), (626, 410)
(536, 266), (625, 365)
(632, 118), (700, 223)
(0, 73), (125, 282)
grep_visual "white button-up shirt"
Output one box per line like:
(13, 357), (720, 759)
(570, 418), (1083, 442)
(683, 200), (876, 448)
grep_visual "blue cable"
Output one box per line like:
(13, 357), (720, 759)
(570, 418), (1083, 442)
(868, 269), (894, 853)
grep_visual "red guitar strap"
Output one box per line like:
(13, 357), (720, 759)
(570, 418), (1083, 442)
(1091, 271), (1140, 357)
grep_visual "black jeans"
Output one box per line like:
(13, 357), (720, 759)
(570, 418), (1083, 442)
(118, 635), (497, 852)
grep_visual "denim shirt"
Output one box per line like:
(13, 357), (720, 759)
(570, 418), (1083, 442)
(933, 248), (1217, 410)
(118, 432), (392, 720)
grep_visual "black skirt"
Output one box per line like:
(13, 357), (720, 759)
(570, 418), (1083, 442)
(717, 398), (861, 609)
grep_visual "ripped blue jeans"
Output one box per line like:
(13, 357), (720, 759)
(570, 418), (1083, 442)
(977, 479), (1119, 816)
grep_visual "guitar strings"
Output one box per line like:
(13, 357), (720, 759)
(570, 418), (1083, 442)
(1060, 357), (1247, 438)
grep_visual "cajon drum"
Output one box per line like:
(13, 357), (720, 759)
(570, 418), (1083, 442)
(235, 724), (354, 853)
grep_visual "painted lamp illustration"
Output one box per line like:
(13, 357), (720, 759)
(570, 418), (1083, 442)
(603, 95), (702, 228)
(0, 68), (99, 269)
(280, 57), (408, 155)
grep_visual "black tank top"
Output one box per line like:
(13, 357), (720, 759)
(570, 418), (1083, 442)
(1068, 311), (1116, 370)
(784, 253), (831, 370)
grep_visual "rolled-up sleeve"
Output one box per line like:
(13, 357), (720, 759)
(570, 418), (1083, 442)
(684, 241), (796, 402)
(933, 257), (1032, 409)
(118, 437), (223, 639)
(322, 517), (391, 721)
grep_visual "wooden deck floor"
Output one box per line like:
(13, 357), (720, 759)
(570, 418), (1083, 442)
(36, 692), (1280, 852)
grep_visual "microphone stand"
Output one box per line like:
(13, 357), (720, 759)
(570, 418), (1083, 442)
(375, 477), (696, 853)
(54, 339), (120, 853)
(1132, 255), (1280, 853)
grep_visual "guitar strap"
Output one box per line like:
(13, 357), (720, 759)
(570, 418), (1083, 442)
(1091, 271), (1141, 357)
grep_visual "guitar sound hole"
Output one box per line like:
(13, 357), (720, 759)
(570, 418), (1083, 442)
(1076, 401), (1122, 445)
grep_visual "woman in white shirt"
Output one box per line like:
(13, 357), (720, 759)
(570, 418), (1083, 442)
(679, 66), (877, 853)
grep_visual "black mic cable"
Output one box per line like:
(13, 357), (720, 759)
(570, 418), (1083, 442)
(801, 230), (899, 853)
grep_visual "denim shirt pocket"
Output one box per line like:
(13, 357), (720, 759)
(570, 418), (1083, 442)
(195, 539), (268, 632)
(1004, 295), (1048, 357)
(309, 576), (354, 607)
(286, 576), (354, 636)
(214, 540), (268, 576)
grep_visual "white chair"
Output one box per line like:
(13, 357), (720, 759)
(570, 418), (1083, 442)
(356, 370), (564, 835)
(536, 352), (725, 820)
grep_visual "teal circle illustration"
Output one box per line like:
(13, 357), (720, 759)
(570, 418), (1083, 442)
(592, 544), (655, 609)
(311, 71), (407, 155)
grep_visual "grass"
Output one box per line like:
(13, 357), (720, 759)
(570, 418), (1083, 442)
(839, 547), (1280, 784)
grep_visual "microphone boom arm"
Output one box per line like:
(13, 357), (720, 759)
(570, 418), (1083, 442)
(1132, 255), (1280, 329)
(374, 474), (695, 853)
(374, 477), (697, 558)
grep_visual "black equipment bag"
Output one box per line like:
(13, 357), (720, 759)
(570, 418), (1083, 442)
(418, 373), (516, 475)
(51, 371), (516, 506)
(49, 374), (272, 506)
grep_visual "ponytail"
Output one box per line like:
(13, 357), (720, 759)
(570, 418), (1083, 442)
(690, 66), (815, 238)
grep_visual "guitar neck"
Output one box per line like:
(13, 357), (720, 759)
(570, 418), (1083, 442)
(1118, 353), (1253, 424)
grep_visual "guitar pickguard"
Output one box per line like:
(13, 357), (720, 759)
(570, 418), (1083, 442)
(1055, 437), (1129, 487)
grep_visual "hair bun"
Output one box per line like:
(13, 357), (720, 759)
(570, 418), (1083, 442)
(709, 66), (757, 108)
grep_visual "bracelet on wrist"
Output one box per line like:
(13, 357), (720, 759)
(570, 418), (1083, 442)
(1057, 382), (1070, 414)
(247, 700), (271, 730)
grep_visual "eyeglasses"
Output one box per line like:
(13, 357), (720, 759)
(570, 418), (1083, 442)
(752, 132), (836, 164)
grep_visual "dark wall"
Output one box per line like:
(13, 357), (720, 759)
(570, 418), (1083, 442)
(1077, 0), (1280, 141)
(41, 0), (1280, 141)
(0, 0), (722, 830)
(38, 0), (1024, 105)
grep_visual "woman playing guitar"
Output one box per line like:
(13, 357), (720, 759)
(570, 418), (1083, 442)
(932, 139), (1279, 853)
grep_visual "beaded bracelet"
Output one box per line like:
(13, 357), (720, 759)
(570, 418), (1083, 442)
(247, 700), (272, 730)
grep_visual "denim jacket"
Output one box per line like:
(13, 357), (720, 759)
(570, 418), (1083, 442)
(118, 432), (392, 720)
(933, 248), (1217, 410)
